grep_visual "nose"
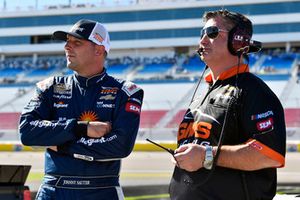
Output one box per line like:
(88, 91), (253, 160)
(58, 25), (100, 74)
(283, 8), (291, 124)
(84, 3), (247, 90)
(64, 41), (72, 51)
(199, 35), (207, 48)
(65, 42), (70, 50)
(200, 30), (210, 42)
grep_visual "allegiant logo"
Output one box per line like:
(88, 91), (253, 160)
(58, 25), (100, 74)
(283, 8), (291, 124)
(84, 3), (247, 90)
(54, 102), (68, 108)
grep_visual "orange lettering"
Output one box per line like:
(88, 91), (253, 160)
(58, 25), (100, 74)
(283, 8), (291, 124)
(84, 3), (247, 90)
(177, 122), (194, 141)
(193, 122), (212, 139)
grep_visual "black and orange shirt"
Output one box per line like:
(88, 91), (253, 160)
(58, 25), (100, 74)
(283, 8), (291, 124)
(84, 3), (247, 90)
(170, 64), (286, 200)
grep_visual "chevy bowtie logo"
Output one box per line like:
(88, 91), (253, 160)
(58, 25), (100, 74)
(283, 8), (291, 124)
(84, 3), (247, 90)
(72, 27), (84, 32)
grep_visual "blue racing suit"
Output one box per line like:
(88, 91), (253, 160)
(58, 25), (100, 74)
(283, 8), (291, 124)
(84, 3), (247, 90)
(19, 70), (143, 200)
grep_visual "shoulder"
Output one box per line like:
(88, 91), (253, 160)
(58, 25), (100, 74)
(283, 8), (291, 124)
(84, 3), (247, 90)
(36, 76), (55, 92)
(105, 75), (143, 96)
(36, 75), (73, 92)
(121, 80), (143, 96)
(238, 72), (280, 102)
(239, 73), (271, 92)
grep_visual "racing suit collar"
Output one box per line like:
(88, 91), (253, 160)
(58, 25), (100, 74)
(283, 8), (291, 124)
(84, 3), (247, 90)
(205, 64), (249, 84)
(74, 68), (107, 87)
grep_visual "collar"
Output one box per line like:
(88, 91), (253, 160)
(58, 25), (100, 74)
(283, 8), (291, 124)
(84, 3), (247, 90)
(74, 68), (107, 87)
(205, 64), (249, 84)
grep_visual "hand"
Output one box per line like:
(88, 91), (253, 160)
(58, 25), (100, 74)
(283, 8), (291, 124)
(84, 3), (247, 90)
(173, 143), (206, 172)
(47, 146), (57, 152)
(87, 121), (112, 138)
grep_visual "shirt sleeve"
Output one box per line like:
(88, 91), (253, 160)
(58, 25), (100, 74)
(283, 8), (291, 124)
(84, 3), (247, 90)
(57, 84), (144, 161)
(19, 77), (78, 146)
(240, 77), (286, 167)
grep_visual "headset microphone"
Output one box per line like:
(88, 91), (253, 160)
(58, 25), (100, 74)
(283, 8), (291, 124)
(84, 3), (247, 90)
(189, 49), (208, 104)
(197, 47), (204, 56)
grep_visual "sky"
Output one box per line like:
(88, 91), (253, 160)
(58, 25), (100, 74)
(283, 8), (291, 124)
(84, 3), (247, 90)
(0, 0), (134, 12)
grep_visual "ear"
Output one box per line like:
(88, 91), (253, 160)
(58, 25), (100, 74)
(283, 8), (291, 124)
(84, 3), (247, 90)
(95, 45), (106, 56)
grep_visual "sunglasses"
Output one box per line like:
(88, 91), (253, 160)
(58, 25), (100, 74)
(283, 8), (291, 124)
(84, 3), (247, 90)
(201, 26), (228, 39)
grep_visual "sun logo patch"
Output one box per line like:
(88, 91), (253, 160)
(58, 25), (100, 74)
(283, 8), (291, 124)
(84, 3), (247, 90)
(79, 111), (99, 122)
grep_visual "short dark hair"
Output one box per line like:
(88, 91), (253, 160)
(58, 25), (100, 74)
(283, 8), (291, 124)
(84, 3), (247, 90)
(203, 9), (253, 37)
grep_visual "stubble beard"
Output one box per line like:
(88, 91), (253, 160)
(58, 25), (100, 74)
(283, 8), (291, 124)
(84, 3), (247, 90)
(67, 60), (77, 71)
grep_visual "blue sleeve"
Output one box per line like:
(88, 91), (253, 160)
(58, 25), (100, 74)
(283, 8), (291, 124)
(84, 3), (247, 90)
(19, 78), (77, 146)
(57, 87), (144, 161)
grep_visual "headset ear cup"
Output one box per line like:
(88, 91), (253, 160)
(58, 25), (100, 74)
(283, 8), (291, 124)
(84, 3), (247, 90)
(228, 26), (251, 56)
(227, 26), (237, 55)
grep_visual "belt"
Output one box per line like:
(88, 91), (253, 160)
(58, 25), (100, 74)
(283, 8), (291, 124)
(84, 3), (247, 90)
(43, 174), (120, 189)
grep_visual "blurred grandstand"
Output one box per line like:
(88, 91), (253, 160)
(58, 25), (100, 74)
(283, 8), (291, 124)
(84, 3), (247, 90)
(0, 0), (300, 152)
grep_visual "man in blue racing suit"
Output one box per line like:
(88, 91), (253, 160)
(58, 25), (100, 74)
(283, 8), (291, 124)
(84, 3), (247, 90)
(19, 19), (144, 200)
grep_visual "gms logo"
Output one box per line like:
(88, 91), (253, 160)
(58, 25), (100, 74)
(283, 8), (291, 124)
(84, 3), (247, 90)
(54, 102), (68, 108)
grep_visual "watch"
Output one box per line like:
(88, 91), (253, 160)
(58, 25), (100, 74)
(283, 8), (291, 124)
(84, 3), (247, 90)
(203, 145), (214, 170)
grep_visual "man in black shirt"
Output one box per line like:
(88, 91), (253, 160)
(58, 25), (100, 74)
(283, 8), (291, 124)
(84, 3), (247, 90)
(169, 10), (286, 200)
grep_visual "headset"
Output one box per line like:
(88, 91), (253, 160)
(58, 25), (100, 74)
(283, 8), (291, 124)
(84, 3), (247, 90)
(226, 11), (262, 57)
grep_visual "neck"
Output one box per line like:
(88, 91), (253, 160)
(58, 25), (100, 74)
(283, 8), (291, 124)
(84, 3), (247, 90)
(77, 66), (104, 78)
(208, 57), (242, 80)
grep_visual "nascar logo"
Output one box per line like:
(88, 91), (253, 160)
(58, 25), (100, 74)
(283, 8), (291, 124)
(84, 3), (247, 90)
(251, 110), (274, 120)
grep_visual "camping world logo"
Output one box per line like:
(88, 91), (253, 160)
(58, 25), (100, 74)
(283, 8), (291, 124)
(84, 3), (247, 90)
(93, 33), (104, 43)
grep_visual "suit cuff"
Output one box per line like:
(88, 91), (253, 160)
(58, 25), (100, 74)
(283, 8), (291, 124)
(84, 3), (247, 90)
(74, 121), (88, 138)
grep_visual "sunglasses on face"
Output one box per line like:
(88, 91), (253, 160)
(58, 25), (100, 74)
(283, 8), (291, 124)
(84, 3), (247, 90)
(200, 26), (228, 39)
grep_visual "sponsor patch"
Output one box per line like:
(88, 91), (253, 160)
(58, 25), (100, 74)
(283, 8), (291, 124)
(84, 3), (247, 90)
(128, 97), (142, 105)
(215, 85), (236, 100)
(122, 81), (141, 96)
(100, 87), (118, 94)
(256, 117), (273, 131)
(27, 99), (41, 108)
(99, 94), (116, 100)
(78, 111), (99, 121)
(93, 32), (104, 43)
(53, 83), (72, 95)
(96, 101), (115, 108)
(125, 102), (141, 114)
(54, 102), (68, 108)
(30, 120), (57, 128)
(77, 134), (118, 146)
(53, 94), (72, 99)
(251, 110), (274, 120)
